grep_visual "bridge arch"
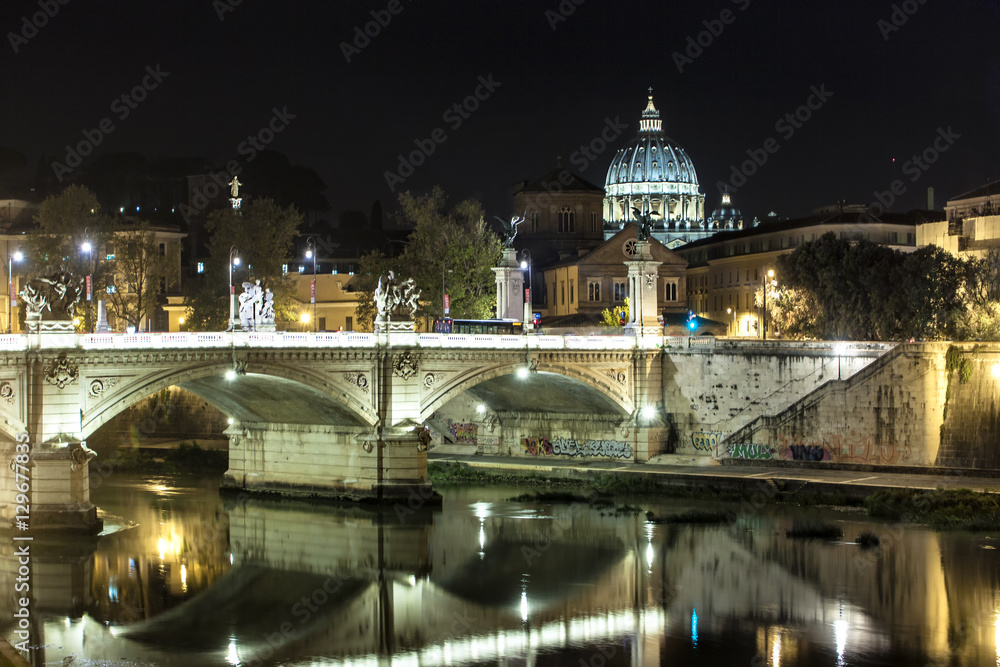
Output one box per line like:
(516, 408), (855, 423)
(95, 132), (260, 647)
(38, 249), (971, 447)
(420, 360), (633, 421)
(82, 360), (377, 440)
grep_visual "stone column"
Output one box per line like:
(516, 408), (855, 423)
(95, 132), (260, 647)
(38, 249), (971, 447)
(492, 248), (524, 321)
(624, 241), (663, 337)
(19, 353), (102, 533)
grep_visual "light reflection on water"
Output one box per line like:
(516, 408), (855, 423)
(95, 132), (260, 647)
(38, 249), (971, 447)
(1, 474), (1000, 665)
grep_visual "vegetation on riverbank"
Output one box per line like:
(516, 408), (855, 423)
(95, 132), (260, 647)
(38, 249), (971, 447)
(101, 442), (228, 474)
(864, 487), (1000, 530)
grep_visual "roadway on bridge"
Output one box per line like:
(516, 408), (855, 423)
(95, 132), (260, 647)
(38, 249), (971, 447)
(429, 452), (1000, 498)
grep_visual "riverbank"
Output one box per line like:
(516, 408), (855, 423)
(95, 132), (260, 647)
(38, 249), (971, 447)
(429, 453), (1000, 524)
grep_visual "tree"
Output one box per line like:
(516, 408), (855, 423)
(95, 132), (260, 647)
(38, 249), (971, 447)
(102, 221), (181, 331)
(184, 198), (302, 330)
(600, 297), (629, 327)
(27, 185), (111, 271)
(354, 188), (504, 331)
(773, 232), (978, 341)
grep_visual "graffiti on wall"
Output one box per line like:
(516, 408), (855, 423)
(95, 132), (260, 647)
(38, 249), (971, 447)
(727, 443), (774, 460)
(522, 436), (553, 456)
(520, 436), (634, 459)
(449, 422), (478, 444)
(553, 437), (633, 459)
(692, 432), (726, 453)
(778, 433), (908, 464)
(787, 445), (829, 461)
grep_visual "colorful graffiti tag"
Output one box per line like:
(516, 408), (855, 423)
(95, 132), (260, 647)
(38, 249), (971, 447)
(520, 436), (634, 459)
(778, 433), (907, 464)
(449, 422), (479, 444)
(552, 437), (633, 459)
(727, 443), (774, 460)
(521, 436), (553, 456)
(787, 444), (829, 461)
(691, 431), (726, 452)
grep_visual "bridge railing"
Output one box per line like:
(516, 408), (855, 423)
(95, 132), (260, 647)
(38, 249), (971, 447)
(4, 331), (897, 353)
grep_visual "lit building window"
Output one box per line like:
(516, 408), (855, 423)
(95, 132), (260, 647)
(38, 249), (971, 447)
(588, 281), (601, 301)
(298, 265), (305, 274)
(196, 262), (204, 274)
(282, 264), (288, 275)
(106, 285), (116, 294)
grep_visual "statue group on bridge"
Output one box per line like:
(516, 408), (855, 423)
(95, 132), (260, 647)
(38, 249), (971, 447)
(238, 280), (276, 331)
(21, 265), (85, 322)
(374, 272), (420, 331)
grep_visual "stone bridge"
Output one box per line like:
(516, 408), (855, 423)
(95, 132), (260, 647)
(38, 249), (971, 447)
(0, 330), (896, 532)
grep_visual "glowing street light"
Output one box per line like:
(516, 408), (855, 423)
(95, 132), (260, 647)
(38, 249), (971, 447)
(229, 246), (240, 330)
(520, 248), (532, 331)
(305, 237), (317, 332)
(82, 231), (94, 332)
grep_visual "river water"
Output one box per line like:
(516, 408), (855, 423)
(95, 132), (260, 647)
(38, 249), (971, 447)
(4, 471), (1000, 666)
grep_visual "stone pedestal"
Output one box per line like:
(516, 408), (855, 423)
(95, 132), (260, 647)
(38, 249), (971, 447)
(28, 444), (102, 534)
(492, 248), (524, 321)
(624, 242), (663, 336)
(96, 300), (110, 333)
(222, 420), (437, 504)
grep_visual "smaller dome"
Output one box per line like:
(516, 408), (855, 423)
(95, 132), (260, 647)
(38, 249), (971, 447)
(710, 191), (743, 228)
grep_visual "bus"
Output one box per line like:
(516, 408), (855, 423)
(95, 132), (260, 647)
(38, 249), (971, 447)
(433, 318), (524, 334)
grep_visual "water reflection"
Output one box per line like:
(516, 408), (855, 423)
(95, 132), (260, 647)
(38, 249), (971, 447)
(2, 476), (1000, 665)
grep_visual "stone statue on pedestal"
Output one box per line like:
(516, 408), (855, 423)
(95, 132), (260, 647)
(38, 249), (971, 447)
(631, 206), (658, 242)
(374, 272), (421, 333)
(21, 265), (85, 332)
(495, 214), (524, 248)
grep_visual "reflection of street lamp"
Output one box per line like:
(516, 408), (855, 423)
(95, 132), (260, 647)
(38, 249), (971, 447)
(305, 237), (317, 332)
(82, 231), (93, 332)
(229, 246), (240, 330)
(7, 249), (21, 333)
(520, 249), (532, 331)
(763, 268), (775, 341)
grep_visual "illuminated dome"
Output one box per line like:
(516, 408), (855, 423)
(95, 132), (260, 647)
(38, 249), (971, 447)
(709, 191), (743, 229)
(603, 91), (705, 230)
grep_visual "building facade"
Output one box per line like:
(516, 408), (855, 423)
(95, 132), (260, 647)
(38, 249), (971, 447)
(917, 180), (1000, 258)
(543, 225), (687, 320)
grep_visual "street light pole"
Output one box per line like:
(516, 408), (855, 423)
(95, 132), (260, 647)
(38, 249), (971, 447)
(82, 230), (93, 332)
(229, 246), (240, 331)
(763, 268), (774, 341)
(520, 249), (532, 331)
(7, 249), (21, 334)
(727, 307), (734, 337)
(306, 237), (317, 332)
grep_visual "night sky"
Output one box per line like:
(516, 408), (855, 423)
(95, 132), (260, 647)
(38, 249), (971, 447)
(2, 0), (998, 223)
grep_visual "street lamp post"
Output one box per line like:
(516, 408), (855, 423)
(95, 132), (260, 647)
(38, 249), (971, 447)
(441, 261), (452, 319)
(7, 249), (21, 333)
(82, 231), (93, 332)
(520, 249), (532, 331)
(727, 307), (735, 337)
(229, 246), (240, 331)
(763, 268), (774, 341)
(305, 237), (317, 332)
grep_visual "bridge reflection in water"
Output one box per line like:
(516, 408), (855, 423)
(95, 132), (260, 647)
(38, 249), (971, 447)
(3, 475), (1000, 666)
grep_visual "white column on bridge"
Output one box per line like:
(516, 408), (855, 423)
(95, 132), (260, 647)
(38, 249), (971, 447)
(624, 241), (662, 336)
(493, 248), (524, 321)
